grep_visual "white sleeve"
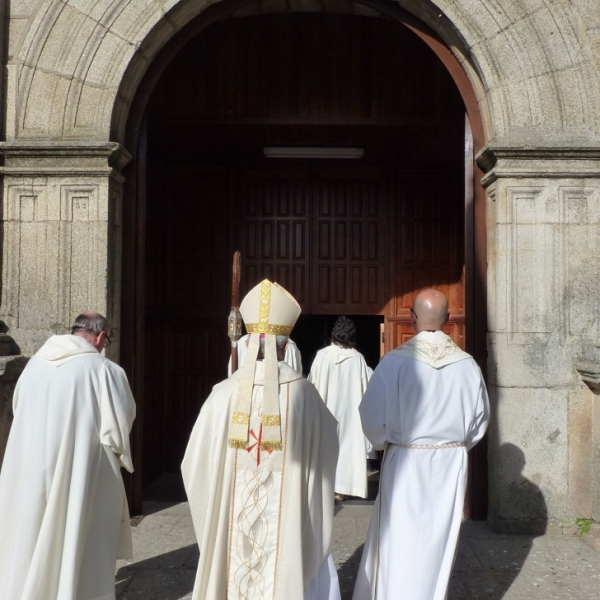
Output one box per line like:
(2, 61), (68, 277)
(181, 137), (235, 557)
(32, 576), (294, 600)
(467, 370), (490, 450)
(11, 372), (24, 415)
(359, 362), (389, 450)
(285, 340), (303, 374)
(99, 361), (136, 472)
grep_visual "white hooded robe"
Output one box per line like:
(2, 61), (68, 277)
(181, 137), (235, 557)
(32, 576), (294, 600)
(353, 331), (490, 600)
(308, 344), (371, 498)
(228, 334), (303, 375)
(181, 361), (340, 600)
(0, 335), (136, 600)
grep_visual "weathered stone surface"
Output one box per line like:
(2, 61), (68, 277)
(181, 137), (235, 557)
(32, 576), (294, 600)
(0, 0), (600, 534)
(582, 523), (600, 552)
(2, 0), (600, 142)
(567, 387), (594, 518)
(0, 356), (29, 468)
(116, 502), (600, 599)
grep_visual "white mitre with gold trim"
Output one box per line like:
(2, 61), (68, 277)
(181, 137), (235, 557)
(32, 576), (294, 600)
(240, 279), (301, 336)
(229, 279), (301, 450)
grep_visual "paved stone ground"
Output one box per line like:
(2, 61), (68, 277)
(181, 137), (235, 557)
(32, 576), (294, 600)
(115, 501), (600, 599)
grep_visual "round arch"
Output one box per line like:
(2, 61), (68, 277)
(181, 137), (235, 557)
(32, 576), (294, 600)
(11, 0), (600, 146)
(116, 0), (490, 515)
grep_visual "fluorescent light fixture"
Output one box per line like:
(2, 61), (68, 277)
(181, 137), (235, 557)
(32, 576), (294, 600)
(263, 146), (364, 159)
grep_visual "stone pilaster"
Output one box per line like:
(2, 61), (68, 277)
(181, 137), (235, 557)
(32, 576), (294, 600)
(0, 141), (130, 356)
(480, 145), (600, 532)
(0, 141), (130, 466)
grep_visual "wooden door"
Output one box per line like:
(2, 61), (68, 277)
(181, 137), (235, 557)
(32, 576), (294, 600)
(239, 167), (389, 315)
(239, 170), (311, 305)
(311, 171), (388, 314)
(385, 173), (465, 351)
(137, 9), (476, 505)
(142, 167), (233, 484)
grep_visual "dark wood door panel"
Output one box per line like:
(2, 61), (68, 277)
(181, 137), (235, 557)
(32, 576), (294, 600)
(240, 171), (311, 305)
(311, 174), (388, 314)
(149, 13), (463, 124)
(168, 320), (229, 471)
(240, 168), (389, 315)
(166, 168), (233, 317)
(393, 174), (465, 323)
(388, 319), (466, 352)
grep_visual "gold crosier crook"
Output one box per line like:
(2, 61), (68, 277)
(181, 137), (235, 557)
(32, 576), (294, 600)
(227, 251), (242, 374)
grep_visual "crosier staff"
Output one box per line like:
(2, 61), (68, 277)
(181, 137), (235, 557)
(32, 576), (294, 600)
(227, 251), (242, 373)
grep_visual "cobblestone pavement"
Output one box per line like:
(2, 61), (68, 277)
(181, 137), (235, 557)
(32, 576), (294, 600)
(116, 502), (600, 599)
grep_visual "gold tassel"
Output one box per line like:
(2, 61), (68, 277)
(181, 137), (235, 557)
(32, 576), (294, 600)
(229, 439), (248, 449)
(261, 441), (282, 452)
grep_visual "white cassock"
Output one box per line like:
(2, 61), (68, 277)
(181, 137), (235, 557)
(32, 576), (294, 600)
(182, 361), (341, 600)
(308, 344), (370, 498)
(364, 367), (377, 460)
(228, 334), (303, 375)
(353, 331), (490, 600)
(0, 334), (136, 600)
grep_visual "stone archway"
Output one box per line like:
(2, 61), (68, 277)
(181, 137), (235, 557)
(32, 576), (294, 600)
(1, 0), (600, 530)
(116, 0), (491, 515)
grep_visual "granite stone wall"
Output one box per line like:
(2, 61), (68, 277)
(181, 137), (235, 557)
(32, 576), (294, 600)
(0, 0), (599, 529)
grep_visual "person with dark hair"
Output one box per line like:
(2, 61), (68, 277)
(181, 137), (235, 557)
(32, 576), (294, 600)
(0, 311), (136, 600)
(331, 315), (357, 348)
(308, 316), (371, 500)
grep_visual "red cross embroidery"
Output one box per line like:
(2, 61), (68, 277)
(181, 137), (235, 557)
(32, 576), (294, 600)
(247, 424), (273, 467)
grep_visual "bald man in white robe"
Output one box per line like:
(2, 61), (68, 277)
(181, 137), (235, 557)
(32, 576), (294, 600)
(353, 290), (490, 600)
(0, 312), (135, 600)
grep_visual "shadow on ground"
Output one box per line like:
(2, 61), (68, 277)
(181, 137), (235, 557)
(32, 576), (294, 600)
(338, 544), (364, 600)
(335, 520), (546, 600)
(448, 521), (538, 600)
(116, 545), (197, 599)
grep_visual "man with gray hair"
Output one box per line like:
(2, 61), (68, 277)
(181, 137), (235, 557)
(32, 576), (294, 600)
(0, 311), (136, 600)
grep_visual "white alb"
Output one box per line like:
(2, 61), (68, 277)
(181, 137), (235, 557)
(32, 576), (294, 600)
(0, 334), (136, 600)
(308, 344), (371, 498)
(353, 330), (490, 600)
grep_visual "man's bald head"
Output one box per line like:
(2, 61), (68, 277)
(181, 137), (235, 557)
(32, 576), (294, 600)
(411, 289), (449, 333)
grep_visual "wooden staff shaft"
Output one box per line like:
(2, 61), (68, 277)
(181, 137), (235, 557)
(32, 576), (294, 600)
(228, 251), (242, 373)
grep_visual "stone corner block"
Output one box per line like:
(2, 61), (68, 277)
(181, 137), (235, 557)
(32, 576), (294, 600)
(581, 523), (600, 552)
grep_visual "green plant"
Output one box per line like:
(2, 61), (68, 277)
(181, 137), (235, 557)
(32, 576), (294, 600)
(575, 517), (594, 537)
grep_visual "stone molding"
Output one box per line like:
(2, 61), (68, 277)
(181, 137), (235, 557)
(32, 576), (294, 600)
(5, 0), (600, 143)
(0, 141), (131, 180)
(575, 360), (600, 392)
(0, 143), (125, 357)
(477, 146), (600, 186)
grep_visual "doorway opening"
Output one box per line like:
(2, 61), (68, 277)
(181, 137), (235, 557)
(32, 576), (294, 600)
(294, 314), (384, 376)
(121, 1), (488, 515)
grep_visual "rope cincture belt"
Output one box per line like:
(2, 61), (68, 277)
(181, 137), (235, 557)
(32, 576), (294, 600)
(391, 442), (466, 449)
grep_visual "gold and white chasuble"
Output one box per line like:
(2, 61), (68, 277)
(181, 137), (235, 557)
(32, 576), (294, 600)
(229, 387), (285, 598)
(182, 361), (339, 600)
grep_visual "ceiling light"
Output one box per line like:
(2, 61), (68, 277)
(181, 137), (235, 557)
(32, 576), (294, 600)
(263, 147), (364, 159)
